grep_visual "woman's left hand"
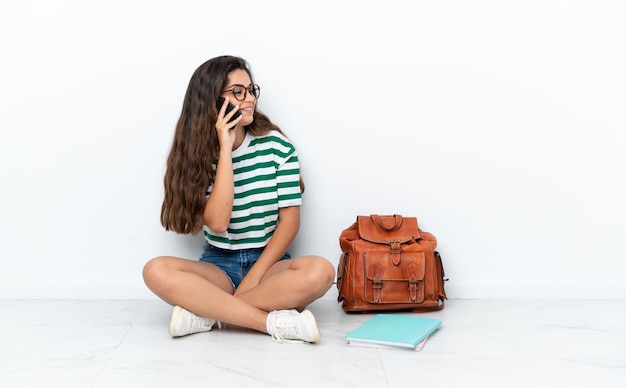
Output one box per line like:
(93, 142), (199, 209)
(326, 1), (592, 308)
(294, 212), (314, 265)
(234, 273), (261, 296)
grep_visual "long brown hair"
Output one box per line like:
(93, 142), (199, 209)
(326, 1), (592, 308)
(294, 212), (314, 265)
(160, 55), (302, 235)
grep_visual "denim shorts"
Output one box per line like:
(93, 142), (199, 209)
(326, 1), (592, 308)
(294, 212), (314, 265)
(199, 242), (291, 291)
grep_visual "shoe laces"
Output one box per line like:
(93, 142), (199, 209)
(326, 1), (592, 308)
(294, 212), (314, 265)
(188, 311), (223, 331)
(268, 310), (302, 343)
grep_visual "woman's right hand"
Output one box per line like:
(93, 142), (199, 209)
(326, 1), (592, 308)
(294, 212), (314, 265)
(215, 96), (242, 149)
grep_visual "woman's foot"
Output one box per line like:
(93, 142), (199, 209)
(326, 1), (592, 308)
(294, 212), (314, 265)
(266, 309), (321, 343)
(168, 306), (222, 337)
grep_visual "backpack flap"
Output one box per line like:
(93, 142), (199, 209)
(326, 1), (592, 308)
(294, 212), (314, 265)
(357, 214), (421, 244)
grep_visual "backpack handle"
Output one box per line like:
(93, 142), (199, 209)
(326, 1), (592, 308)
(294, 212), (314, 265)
(371, 214), (403, 232)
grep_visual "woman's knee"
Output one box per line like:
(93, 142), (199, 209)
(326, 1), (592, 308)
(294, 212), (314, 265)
(142, 256), (174, 289)
(304, 255), (336, 288)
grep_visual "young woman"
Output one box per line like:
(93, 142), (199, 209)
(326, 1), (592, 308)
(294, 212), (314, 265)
(143, 55), (335, 343)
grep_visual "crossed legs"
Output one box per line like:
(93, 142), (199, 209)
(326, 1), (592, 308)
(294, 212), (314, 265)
(142, 254), (335, 334)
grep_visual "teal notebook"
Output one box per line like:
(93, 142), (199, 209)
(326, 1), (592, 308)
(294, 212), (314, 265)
(345, 314), (442, 349)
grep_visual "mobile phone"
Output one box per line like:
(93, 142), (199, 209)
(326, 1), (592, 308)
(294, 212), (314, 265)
(216, 96), (242, 127)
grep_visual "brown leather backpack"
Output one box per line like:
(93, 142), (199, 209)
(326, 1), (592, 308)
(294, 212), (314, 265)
(336, 214), (447, 312)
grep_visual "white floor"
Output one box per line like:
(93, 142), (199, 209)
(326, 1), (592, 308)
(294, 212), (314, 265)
(1, 296), (625, 388)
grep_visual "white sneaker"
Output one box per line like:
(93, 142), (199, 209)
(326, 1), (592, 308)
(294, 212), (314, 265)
(168, 306), (222, 337)
(266, 309), (321, 343)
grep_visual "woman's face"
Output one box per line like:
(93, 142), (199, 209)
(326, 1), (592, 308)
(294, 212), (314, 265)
(222, 69), (256, 127)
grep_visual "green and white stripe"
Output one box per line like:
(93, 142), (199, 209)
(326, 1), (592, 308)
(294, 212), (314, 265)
(203, 130), (302, 250)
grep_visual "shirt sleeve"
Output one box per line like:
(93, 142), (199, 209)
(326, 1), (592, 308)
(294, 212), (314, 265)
(275, 143), (303, 208)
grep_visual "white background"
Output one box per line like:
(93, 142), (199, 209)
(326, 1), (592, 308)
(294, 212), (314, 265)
(1, 0), (624, 299)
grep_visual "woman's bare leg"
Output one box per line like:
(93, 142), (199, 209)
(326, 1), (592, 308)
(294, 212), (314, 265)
(143, 254), (335, 334)
(236, 255), (336, 311)
(143, 256), (268, 333)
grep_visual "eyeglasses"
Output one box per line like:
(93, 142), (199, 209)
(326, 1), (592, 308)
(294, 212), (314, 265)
(222, 84), (261, 101)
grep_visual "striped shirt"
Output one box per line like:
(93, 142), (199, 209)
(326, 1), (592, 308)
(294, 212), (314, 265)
(202, 130), (303, 250)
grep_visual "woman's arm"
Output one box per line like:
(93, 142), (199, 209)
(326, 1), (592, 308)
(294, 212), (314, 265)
(202, 148), (235, 233)
(202, 105), (240, 233)
(234, 205), (300, 295)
